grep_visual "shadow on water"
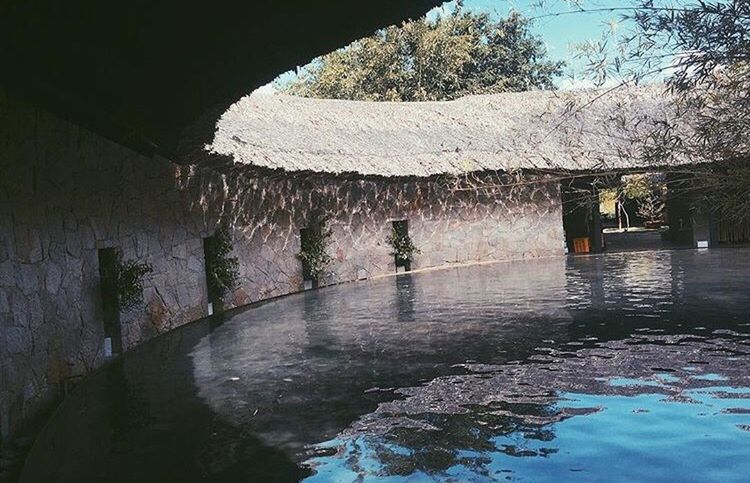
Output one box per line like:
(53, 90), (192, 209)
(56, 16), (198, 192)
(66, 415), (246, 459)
(19, 249), (750, 482)
(20, 317), (309, 483)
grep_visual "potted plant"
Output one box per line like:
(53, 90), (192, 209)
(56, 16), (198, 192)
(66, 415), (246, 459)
(100, 249), (152, 356)
(298, 217), (332, 289)
(386, 226), (421, 272)
(204, 224), (240, 313)
(113, 253), (153, 312)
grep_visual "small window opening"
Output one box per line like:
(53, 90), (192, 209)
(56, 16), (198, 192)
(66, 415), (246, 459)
(98, 247), (121, 356)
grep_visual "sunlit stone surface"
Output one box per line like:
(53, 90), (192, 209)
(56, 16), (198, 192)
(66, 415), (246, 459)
(21, 249), (750, 482)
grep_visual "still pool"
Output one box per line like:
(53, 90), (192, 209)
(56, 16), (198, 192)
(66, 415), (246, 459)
(20, 249), (750, 482)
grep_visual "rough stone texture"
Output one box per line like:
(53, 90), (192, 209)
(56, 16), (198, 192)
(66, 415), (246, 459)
(0, 96), (564, 443)
(0, 99), (210, 443)
(176, 169), (565, 303)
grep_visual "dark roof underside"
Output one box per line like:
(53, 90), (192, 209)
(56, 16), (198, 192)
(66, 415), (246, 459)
(0, 0), (440, 158)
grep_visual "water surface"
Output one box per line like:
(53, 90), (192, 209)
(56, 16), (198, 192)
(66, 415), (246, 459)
(22, 249), (750, 482)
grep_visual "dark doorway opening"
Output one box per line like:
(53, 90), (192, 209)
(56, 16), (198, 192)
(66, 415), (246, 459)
(97, 247), (121, 355)
(392, 220), (411, 271)
(562, 173), (701, 254)
(561, 181), (603, 254)
(663, 173), (695, 246)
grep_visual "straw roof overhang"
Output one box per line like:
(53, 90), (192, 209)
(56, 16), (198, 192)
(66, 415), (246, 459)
(210, 85), (683, 179)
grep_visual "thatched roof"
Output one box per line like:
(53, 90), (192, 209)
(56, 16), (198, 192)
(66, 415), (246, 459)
(209, 85), (676, 177)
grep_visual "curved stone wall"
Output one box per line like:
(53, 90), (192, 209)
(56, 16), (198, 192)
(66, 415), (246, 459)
(0, 97), (564, 444)
(181, 169), (565, 309)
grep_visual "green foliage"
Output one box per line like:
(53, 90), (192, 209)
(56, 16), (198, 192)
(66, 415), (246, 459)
(205, 225), (240, 302)
(621, 175), (653, 201)
(599, 188), (618, 219)
(575, 1), (750, 223)
(694, 160), (750, 222)
(621, 174), (665, 223)
(106, 251), (153, 312)
(637, 193), (665, 224)
(282, 10), (562, 101)
(386, 229), (421, 264)
(298, 219), (333, 281)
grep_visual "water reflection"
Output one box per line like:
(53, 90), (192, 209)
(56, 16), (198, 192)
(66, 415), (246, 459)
(21, 249), (750, 482)
(394, 274), (416, 323)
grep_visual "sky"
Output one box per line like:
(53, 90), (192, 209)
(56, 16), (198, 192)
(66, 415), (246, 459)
(435, 0), (629, 88)
(258, 0), (636, 94)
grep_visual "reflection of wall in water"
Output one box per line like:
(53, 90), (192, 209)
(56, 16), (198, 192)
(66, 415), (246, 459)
(394, 275), (417, 323)
(563, 250), (750, 343)
(566, 251), (676, 314)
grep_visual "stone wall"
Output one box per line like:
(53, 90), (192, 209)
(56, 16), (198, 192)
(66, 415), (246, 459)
(184, 171), (566, 307)
(0, 99), (212, 445)
(0, 97), (564, 444)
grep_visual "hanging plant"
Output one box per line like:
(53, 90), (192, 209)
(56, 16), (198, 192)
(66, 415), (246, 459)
(204, 224), (240, 303)
(102, 250), (153, 312)
(386, 228), (421, 266)
(298, 217), (333, 281)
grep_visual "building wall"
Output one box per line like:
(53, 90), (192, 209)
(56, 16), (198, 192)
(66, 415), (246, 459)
(0, 97), (564, 443)
(190, 171), (566, 308)
(0, 99), (211, 443)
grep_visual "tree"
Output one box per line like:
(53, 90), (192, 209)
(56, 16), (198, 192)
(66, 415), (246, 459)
(282, 9), (563, 101)
(622, 174), (666, 225)
(573, 0), (750, 224)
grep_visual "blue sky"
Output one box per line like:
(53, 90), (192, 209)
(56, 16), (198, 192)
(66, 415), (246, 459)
(435, 0), (627, 87)
(262, 0), (634, 92)
(433, 0), (620, 59)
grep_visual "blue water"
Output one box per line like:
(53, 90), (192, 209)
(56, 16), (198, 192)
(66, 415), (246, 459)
(306, 386), (750, 482)
(20, 249), (750, 482)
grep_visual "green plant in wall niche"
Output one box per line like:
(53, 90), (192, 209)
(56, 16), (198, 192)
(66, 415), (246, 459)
(298, 217), (333, 282)
(204, 224), (240, 303)
(386, 222), (421, 267)
(104, 250), (153, 311)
